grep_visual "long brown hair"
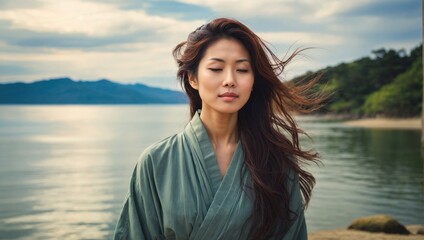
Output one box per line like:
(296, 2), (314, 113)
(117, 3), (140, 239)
(173, 18), (324, 239)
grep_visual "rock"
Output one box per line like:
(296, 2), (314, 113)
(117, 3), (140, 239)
(406, 225), (424, 235)
(348, 215), (410, 235)
(417, 226), (424, 235)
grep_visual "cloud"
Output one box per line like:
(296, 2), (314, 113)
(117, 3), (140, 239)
(179, 0), (297, 19)
(342, 0), (420, 18)
(0, 0), (204, 88)
(141, 1), (214, 20)
(0, 23), (157, 48)
(258, 31), (345, 47)
(0, 0), (421, 90)
(0, 64), (35, 75)
(178, 0), (382, 22)
(309, 0), (374, 20)
(0, 0), (203, 38)
(0, 0), (44, 10)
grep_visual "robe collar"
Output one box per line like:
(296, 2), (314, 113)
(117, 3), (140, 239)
(185, 110), (223, 194)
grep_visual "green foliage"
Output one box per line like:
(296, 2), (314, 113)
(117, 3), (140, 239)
(329, 100), (357, 113)
(363, 57), (422, 117)
(293, 43), (423, 117)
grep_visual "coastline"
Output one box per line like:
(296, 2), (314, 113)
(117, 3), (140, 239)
(308, 225), (424, 240)
(342, 117), (421, 130)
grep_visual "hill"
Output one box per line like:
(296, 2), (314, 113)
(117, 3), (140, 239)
(0, 78), (187, 104)
(292, 43), (422, 117)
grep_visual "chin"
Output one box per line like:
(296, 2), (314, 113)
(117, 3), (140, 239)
(216, 105), (244, 114)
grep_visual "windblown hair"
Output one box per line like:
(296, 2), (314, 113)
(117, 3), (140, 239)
(173, 18), (324, 240)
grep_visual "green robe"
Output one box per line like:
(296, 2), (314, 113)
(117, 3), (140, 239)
(113, 112), (307, 240)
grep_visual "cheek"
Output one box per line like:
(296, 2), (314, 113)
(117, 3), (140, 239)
(197, 80), (215, 99)
(198, 75), (219, 91)
(249, 76), (254, 87)
(242, 75), (254, 89)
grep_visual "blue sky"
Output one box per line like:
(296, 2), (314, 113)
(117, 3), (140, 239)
(0, 0), (421, 90)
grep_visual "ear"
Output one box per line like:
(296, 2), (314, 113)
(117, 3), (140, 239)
(188, 73), (199, 90)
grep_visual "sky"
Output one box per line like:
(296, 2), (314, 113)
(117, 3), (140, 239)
(0, 0), (421, 90)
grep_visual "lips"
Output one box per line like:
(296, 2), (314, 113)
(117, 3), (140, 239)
(218, 92), (239, 98)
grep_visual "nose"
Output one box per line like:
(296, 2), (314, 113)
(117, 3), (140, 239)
(223, 70), (236, 87)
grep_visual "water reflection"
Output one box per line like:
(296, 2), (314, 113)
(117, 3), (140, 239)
(299, 117), (424, 231)
(1, 107), (117, 239)
(0, 106), (422, 238)
(0, 105), (189, 239)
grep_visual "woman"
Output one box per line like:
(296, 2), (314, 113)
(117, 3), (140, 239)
(114, 18), (322, 240)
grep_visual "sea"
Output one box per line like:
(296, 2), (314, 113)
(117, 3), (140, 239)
(0, 105), (422, 239)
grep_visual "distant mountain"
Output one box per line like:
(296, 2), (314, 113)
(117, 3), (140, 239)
(0, 77), (188, 104)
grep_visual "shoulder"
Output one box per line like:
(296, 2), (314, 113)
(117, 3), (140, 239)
(285, 166), (305, 209)
(136, 132), (185, 172)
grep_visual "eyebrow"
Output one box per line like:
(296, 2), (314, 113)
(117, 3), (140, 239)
(208, 57), (250, 63)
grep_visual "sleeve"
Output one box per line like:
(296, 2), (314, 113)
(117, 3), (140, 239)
(113, 152), (163, 240)
(281, 206), (307, 240)
(281, 172), (308, 240)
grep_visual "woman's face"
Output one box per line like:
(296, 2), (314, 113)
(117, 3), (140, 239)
(189, 38), (254, 115)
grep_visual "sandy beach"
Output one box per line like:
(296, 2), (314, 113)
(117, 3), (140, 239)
(343, 118), (421, 130)
(309, 225), (424, 240)
(309, 230), (424, 240)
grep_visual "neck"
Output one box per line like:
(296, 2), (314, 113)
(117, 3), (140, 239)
(199, 109), (238, 147)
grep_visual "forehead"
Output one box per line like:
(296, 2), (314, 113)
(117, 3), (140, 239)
(202, 38), (250, 60)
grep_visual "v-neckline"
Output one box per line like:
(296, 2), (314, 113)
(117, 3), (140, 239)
(189, 111), (241, 195)
(207, 141), (241, 194)
(188, 133), (246, 240)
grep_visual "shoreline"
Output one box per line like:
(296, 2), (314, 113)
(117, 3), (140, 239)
(308, 225), (424, 240)
(342, 117), (421, 130)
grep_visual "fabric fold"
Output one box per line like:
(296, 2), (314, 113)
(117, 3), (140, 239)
(113, 111), (307, 240)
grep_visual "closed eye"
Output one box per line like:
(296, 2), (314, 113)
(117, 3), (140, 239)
(237, 69), (249, 73)
(208, 68), (222, 72)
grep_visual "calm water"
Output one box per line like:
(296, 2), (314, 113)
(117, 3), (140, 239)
(0, 105), (422, 239)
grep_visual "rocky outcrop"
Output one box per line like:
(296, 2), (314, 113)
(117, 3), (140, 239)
(347, 215), (410, 235)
